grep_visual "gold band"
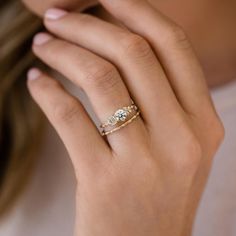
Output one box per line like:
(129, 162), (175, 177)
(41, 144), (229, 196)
(101, 111), (141, 136)
(100, 100), (138, 129)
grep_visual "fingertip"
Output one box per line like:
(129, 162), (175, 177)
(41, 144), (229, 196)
(27, 68), (42, 81)
(33, 32), (53, 46)
(44, 8), (68, 21)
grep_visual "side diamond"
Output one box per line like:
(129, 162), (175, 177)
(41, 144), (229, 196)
(108, 116), (118, 126)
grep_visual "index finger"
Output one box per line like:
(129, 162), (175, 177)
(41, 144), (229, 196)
(98, 0), (216, 118)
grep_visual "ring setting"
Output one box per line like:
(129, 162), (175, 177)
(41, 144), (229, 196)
(100, 101), (140, 136)
(115, 109), (129, 122)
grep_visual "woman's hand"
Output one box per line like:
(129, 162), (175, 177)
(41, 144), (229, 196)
(27, 0), (225, 235)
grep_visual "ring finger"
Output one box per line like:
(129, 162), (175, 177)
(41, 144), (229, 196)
(43, 11), (185, 135)
(32, 33), (146, 151)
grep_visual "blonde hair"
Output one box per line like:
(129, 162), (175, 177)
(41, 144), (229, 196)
(0, 0), (44, 217)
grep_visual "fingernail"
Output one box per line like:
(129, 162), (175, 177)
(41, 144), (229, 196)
(27, 68), (42, 81)
(33, 33), (53, 45)
(45, 8), (68, 20)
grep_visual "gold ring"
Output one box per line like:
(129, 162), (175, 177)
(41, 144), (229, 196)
(100, 100), (140, 136)
(101, 111), (140, 136)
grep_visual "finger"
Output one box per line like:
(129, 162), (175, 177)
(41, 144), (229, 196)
(27, 68), (110, 175)
(44, 10), (184, 130)
(32, 34), (146, 152)
(97, 0), (215, 117)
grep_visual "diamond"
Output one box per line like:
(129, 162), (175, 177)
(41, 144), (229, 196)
(115, 109), (129, 122)
(108, 116), (118, 126)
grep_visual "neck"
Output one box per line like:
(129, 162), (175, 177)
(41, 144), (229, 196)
(92, 1), (236, 88)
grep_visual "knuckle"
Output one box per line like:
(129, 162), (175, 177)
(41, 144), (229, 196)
(167, 24), (192, 50)
(216, 121), (226, 143)
(84, 62), (120, 93)
(209, 118), (225, 150)
(185, 134), (203, 159)
(177, 135), (202, 172)
(53, 97), (80, 123)
(119, 34), (153, 59)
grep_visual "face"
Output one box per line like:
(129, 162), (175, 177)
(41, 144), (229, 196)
(22, 0), (98, 16)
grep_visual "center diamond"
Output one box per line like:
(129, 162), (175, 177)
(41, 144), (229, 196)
(115, 109), (129, 122)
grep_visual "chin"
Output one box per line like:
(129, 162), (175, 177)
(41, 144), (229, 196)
(22, 0), (99, 16)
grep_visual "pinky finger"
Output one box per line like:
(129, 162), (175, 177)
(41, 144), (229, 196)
(27, 68), (111, 177)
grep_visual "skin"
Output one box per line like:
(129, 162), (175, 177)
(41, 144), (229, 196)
(22, 0), (99, 14)
(22, 0), (227, 235)
(23, 0), (236, 88)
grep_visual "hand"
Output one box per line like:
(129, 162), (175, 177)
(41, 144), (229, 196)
(27, 0), (225, 235)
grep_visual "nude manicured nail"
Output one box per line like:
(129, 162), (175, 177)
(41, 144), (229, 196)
(45, 8), (68, 20)
(33, 33), (52, 45)
(27, 68), (42, 81)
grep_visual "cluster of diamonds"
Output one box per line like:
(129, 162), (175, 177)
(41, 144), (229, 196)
(102, 103), (138, 128)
